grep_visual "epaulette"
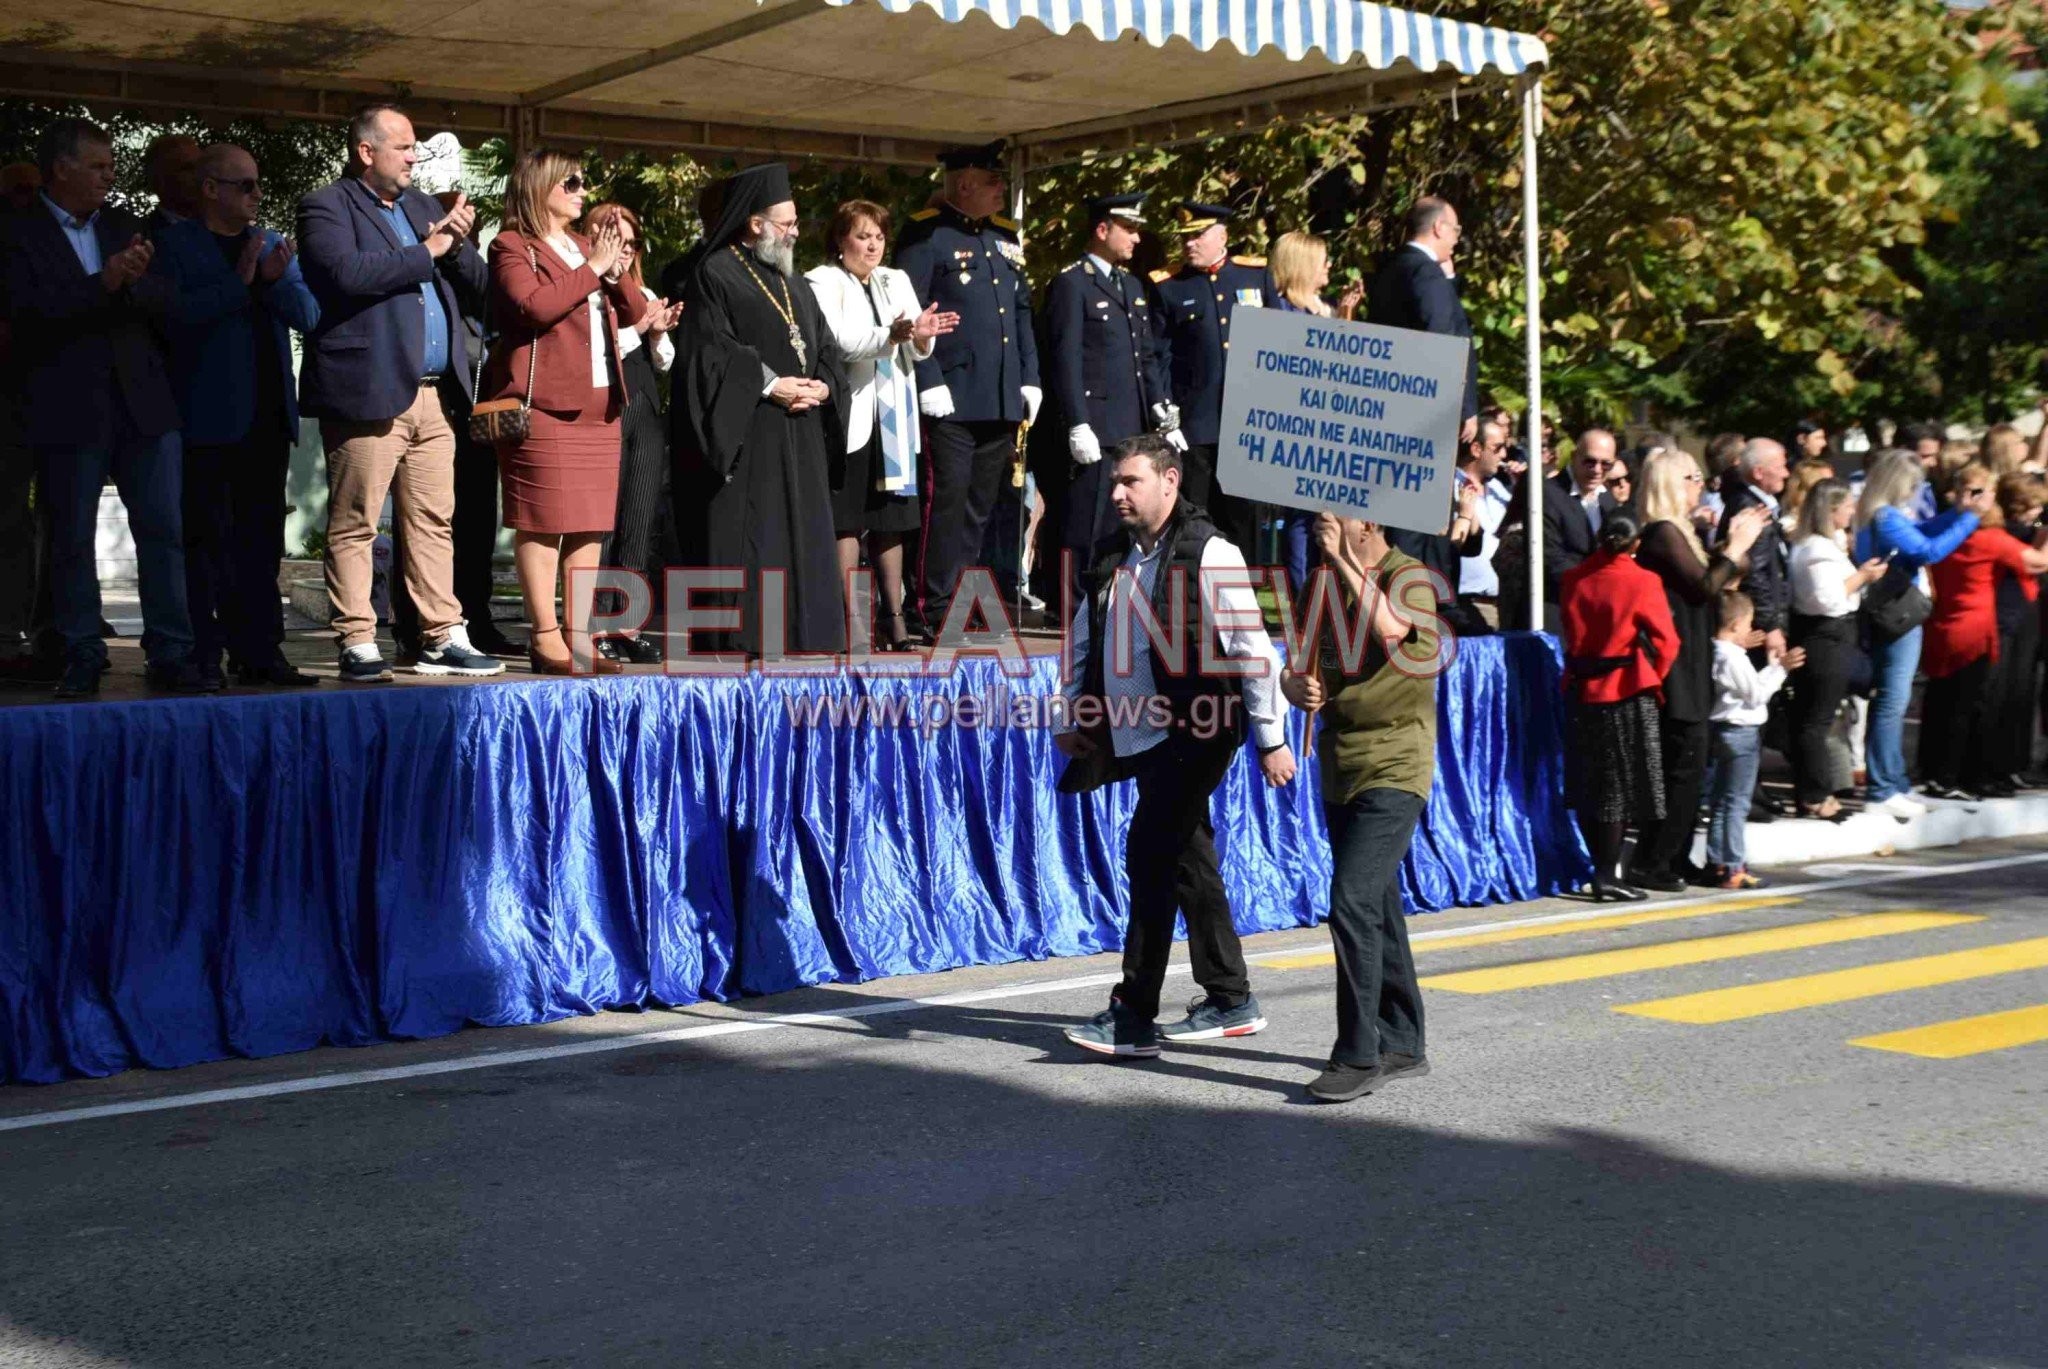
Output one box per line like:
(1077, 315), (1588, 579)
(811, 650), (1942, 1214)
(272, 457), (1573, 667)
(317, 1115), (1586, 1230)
(1232, 254), (1267, 267)
(1148, 267), (1173, 284)
(989, 214), (1020, 234)
(1062, 260), (1084, 273)
(909, 207), (940, 222)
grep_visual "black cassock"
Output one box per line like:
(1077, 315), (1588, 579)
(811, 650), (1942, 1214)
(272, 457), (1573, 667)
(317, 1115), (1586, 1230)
(672, 246), (848, 654)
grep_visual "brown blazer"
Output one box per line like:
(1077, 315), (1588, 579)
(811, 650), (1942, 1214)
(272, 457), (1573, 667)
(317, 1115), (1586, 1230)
(483, 229), (650, 416)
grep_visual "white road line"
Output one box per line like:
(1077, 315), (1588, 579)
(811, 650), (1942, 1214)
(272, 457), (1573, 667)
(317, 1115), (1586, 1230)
(5, 848), (2046, 1135)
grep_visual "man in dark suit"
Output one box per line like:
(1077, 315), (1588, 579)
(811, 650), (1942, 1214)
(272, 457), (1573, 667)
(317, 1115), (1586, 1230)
(0, 162), (40, 673)
(1539, 428), (1622, 632)
(1366, 196), (1479, 447)
(298, 103), (500, 683)
(1, 117), (209, 697)
(895, 140), (1042, 641)
(1717, 437), (1792, 658)
(140, 133), (202, 239)
(153, 143), (321, 688)
(1040, 192), (1173, 569)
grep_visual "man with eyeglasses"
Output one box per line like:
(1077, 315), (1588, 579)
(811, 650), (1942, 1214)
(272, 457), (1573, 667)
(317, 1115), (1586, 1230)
(1367, 196), (1479, 447)
(298, 103), (500, 683)
(152, 143), (320, 688)
(1538, 428), (1623, 632)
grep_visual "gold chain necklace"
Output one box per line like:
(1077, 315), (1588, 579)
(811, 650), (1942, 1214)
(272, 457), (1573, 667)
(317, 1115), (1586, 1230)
(730, 246), (807, 369)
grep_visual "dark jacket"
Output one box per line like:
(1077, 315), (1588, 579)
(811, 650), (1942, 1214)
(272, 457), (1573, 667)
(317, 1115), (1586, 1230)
(1147, 257), (1273, 445)
(1, 198), (181, 446)
(1542, 472), (1620, 623)
(1043, 256), (1164, 443)
(1365, 244), (1478, 422)
(150, 219), (320, 445)
(893, 203), (1039, 424)
(296, 177), (487, 423)
(1718, 475), (1791, 632)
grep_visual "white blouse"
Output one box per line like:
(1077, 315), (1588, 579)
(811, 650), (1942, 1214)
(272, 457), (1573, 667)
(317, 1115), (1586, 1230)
(548, 235), (607, 389)
(1790, 531), (1861, 617)
(614, 284), (674, 373)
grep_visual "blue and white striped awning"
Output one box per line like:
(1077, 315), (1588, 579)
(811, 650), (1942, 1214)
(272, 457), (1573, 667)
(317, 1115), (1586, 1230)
(827, 0), (1548, 78)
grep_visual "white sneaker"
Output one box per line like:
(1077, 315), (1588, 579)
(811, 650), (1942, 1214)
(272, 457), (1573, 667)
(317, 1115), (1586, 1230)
(1880, 793), (1928, 822)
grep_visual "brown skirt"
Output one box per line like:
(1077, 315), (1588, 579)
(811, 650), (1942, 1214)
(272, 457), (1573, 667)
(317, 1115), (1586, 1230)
(497, 406), (622, 534)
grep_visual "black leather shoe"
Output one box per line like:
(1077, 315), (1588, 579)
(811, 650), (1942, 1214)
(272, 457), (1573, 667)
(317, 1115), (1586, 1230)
(53, 657), (101, 699)
(234, 654), (319, 687)
(145, 659), (222, 694)
(196, 657), (227, 692)
(1626, 870), (1688, 894)
(1592, 880), (1650, 903)
(598, 635), (663, 666)
(467, 625), (528, 659)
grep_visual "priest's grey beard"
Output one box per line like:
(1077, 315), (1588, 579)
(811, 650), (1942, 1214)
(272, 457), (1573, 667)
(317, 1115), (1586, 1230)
(750, 235), (796, 279)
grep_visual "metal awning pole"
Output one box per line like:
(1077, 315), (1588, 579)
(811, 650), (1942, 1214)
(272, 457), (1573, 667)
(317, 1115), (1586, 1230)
(1520, 75), (1546, 634)
(1009, 146), (1029, 628)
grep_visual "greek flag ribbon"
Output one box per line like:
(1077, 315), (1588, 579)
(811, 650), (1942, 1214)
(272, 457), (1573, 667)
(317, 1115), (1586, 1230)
(875, 332), (918, 496)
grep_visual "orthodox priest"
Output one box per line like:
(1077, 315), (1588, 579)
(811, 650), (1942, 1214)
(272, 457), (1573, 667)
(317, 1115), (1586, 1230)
(671, 162), (848, 654)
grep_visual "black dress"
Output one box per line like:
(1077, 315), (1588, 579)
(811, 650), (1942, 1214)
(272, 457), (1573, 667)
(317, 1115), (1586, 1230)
(829, 275), (922, 538)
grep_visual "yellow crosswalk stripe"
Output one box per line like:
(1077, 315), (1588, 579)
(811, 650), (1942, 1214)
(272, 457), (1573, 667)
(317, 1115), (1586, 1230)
(1260, 897), (1804, 970)
(1419, 912), (1981, 995)
(1850, 1004), (2048, 1059)
(1616, 935), (2048, 1024)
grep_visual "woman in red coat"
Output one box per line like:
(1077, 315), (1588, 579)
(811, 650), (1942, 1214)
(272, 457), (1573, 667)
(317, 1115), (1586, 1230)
(484, 151), (650, 675)
(1559, 515), (1683, 901)
(1918, 464), (2048, 797)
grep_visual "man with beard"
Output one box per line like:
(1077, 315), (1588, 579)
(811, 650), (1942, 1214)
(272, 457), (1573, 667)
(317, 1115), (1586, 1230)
(670, 162), (847, 656)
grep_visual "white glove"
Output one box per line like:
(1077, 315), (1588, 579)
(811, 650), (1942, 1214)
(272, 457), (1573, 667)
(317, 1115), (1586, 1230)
(1069, 424), (1103, 466)
(1164, 429), (1188, 453)
(919, 386), (956, 419)
(1020, 385), (1043, 426)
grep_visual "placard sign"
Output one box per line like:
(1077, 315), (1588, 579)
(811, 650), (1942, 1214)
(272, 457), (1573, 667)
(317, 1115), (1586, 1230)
(1216, 308), (1469, 535)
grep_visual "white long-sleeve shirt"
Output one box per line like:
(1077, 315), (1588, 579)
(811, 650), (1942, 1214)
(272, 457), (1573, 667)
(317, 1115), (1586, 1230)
(1710, 637), (1790, 726)
(1060, 531), (1288, 758)
(1789, 531), (1863, 617)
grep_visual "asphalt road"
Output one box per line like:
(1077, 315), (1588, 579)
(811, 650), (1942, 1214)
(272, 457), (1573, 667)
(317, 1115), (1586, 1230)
(4, 841), (2046, 1368)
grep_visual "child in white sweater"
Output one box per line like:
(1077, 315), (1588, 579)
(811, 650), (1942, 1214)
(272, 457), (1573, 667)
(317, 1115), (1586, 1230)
(1707, 591), (1805, 889)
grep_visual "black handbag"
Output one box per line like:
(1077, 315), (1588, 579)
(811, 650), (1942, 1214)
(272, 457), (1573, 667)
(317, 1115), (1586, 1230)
(1862, 560), (1932, 639)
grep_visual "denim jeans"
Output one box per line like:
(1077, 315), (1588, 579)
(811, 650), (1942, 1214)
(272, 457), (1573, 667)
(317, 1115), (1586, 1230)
(36, 426), (193, 667)
(1866, 625), (1923, 801)
(1706, 722), (1762, 868)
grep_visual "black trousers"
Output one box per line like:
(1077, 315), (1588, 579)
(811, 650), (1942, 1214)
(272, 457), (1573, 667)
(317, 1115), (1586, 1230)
(1789, 613), (1856, 807)
(394, 381), (500, 646)
(1179, 442), (1263, 564)
(1919, 655), (1994, 790)
(1326, 786), (1428, 1067)
(602, 385), (672, 624)
(182, 430), (291, 666)
(917, 418), (1013, 632)
(1114, 733), (1250, 1021)
(1991, 613), (2039, 776)
(0, 407), (35, 640)
(1634, 714), (1707, 879)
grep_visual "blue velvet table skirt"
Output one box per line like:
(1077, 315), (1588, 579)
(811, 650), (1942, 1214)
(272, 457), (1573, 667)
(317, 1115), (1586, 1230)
(0, 633), (1588, 1084)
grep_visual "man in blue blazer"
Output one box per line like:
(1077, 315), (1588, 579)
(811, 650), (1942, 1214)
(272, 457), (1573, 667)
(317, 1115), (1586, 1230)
(1366, 196), (1480, 445)
(297, 103), (499, 683)
(153, 143), (321, 687)
(0, 117), (209, 698)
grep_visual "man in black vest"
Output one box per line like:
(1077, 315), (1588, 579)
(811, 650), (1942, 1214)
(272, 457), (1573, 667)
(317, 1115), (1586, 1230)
(1054, 433), (1294, 1058)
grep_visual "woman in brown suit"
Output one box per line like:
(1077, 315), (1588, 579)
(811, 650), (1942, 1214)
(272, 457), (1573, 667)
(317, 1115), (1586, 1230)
(485, 151), (649, 675)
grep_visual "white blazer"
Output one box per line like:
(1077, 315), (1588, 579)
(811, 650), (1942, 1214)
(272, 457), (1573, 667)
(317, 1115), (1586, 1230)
(804, 263), (934, 453)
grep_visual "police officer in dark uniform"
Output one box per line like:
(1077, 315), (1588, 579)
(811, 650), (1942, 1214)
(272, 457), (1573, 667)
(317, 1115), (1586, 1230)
(1041, 192), (1176, 567)
(894, 139), (1042, 640)
(1147, 201), (1275, 559)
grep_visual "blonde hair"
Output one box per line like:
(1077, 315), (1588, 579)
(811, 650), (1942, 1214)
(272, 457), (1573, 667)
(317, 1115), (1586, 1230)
(1795, 478), (1853, 543)
(1781, 458), (1835, 531)
(503, 149), (582, 240)
(1637, 449), (1707, 562)
(1985, 424), (2028, 477)
(1269, 231), (1332, 315)
(1856, 449), (1924, 528)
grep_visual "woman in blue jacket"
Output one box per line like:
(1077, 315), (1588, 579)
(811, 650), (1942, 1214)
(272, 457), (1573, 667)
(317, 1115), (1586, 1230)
(1852, 448), (1980, 818)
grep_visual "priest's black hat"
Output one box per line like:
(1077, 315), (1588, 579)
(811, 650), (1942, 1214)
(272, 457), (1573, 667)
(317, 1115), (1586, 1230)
(937, 139), (1007, 172)
(1173, 201), (1236, 233)
(674, 161), (795, 290)
(1085, 192), (1147, 226)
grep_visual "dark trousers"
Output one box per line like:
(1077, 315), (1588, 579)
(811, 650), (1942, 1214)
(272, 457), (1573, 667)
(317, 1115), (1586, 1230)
(1991, 612), (2039, 776)
(0, 408), (35, 640)
(182, 429), (291, 666)
(393, 385), (500, 646)
(1114, 734), (1250, 1021)
(1635, 714), (1708, 879)
(1325, 786), (1428, 1067)
(1789, 613), (1856, 807)
(37, 422), (193, 667)
(1919, 655), (1994, 790)
(603, 389), (672, 623)
(917, 418), (1012, 631)
(1179, 442), (1263, 564)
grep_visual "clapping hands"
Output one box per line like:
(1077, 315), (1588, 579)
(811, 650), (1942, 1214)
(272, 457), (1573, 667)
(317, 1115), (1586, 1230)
(424, 192), (475, 259)
(99, 234), (153, 292)
(890, 301), (959, 345)
(585, 218), (626, 278)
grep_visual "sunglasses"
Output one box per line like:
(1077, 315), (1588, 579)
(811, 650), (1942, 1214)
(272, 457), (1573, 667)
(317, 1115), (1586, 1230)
(560, 174), (587, 192)
(1966, 487), (1987, 497)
